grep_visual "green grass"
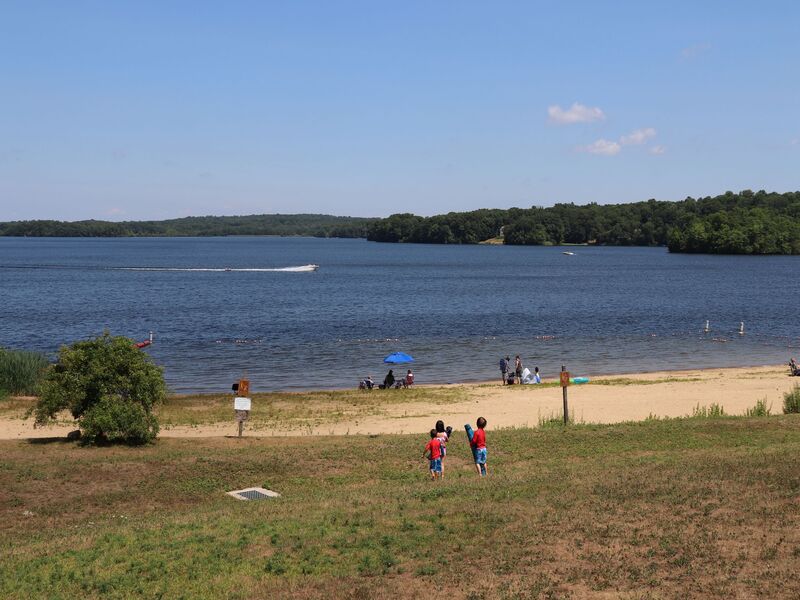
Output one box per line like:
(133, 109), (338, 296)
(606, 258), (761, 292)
(0, 348), (49, 398)
(2, 416), (800, 598)
(690, 403), (727, 418)
(157, 387), (469, 429)
(783, 385), (800, 414)
(745, 398), (772, 417)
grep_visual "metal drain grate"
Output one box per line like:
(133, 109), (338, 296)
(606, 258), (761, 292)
(227, 487), (281, 501)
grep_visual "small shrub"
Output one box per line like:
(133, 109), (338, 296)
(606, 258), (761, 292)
(783, 386), (800, 414)
(745, 398), (771, 417)
(34, 333), (165, 445)
(0, 348), (49, 396)
(538, 412), (572, 428)
(691, 403), (726, 418)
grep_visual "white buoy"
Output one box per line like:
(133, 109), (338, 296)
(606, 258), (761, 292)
(739, 322), (745, 336)
(149, 331), (154, 343)
(703, 320), (710, 333)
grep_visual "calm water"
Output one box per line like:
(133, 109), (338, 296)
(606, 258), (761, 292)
(0, 237), (797, 392)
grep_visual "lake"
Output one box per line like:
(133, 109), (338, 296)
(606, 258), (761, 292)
(0, 237), (797, 392)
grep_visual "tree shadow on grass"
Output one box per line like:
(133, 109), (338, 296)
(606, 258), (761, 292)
(27, 436), (80, 445)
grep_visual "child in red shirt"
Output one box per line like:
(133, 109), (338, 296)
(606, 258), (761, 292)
(423, 429), (443, 480)
(471, 417), (487, 476)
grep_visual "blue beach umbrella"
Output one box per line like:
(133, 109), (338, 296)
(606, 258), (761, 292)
(383, 352), (414, 364)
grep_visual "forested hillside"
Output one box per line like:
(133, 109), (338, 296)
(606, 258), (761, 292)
(4, 191), (799, 254)
(0, 214), (377, 238)
(366, 190), (800, 254)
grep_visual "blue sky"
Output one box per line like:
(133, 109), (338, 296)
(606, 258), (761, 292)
(1, 1), (798, 220)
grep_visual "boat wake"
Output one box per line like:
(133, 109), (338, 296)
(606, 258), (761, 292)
(0, 264), (320, 272)
(117, 264), (319, 272)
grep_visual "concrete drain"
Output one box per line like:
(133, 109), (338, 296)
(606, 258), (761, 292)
(227, 487), (281, 501)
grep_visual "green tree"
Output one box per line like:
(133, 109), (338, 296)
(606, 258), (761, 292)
(34, 333), (166, 444)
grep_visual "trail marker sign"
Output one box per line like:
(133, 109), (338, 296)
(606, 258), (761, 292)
(234, 395), (251, 437)
(560, 371), (570, 387)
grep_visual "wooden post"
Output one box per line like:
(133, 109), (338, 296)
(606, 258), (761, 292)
(561, 365), (569, 425)
(238, 420), (243, 438)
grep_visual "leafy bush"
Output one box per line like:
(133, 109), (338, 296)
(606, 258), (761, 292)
(80, 396), (160, 444)
(0, 348), (49, 397)
(745, 398), (772, 417)
(783, 386), (800, 414)
(34, 333), (166, 444)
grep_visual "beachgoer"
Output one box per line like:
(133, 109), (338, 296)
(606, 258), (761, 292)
(404, 369), (415, 387)
(423, 428), (443, 480)
(791, 358), (799, 376)
(499, 356), (509, 384)
(515, 356), (523, 384)
(471, 417), (488, 476)
(383, 369), (395, 389)
(435, 420), (451, 476)
(533, 366), (541, 384)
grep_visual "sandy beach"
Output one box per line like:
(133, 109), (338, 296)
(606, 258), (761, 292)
(2, 364), (797, 440)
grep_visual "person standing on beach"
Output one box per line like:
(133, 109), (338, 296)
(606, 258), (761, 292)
(434, 420), (451, 476)
(423, 429), (443, 480)
(471, 417), (488, 476)
(499, 356), (509, 384)
(514, 355), (523, 384)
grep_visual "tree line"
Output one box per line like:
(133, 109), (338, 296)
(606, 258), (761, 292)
(0, 214), (377, 238)
(3, 191), (799, 254)
(366, 190), (800, 254)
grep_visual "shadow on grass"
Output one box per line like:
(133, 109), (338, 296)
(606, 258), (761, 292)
(27, 436), (79, 445)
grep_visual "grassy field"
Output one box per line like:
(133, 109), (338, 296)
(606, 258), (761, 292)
(2, 415), (799, 599)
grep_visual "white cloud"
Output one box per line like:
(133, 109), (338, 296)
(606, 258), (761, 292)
(620, 127), (657, 145)
(681, 42), (711, 60)
(649, 145), (666, 155)
(548, 102), (606, 124)
(580, 139), (621, 156)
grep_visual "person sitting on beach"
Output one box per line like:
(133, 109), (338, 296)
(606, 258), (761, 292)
(403, 369), (415, 388)
(533, 366), (541, 384)
(791, 358), (799, 376)
(383, 369), (395, 389)
(358, 375), (374, 390)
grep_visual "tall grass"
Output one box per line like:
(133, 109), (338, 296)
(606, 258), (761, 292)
(783, 385), (800, 414)
(690, 403), (727, 418)
(0, 348), (49, 397)
(745, 398), (771, 417)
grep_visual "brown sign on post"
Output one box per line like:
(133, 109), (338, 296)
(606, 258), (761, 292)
(238, 379), (250, 397)
(560, 371), (571, 387)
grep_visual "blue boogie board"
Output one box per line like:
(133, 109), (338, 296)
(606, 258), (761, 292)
(464, 424), (479, 462)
